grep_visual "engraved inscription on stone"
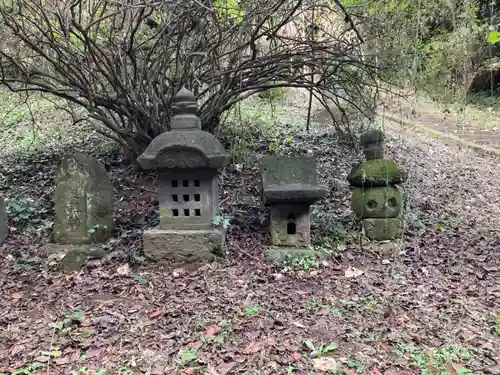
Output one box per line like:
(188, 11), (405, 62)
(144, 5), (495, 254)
(53, 153), (114, 244)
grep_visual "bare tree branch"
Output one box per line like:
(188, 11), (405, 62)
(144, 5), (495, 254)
(0, 0), (389, 158)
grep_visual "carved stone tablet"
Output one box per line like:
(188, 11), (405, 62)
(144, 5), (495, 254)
(53, 153), (114, 244)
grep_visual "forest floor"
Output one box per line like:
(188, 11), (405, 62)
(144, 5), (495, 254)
(0, 91), (499, 375)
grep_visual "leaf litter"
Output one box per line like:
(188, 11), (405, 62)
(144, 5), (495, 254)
(0, 124), (499, 374)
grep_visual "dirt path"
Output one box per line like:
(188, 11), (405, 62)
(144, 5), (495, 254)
(380, 92), (500, 154)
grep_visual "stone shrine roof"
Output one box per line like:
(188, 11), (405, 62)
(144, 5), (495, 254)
(137, 88), (229, 170)
(259, 155), (327, 205)
(137, 131), (229, 170)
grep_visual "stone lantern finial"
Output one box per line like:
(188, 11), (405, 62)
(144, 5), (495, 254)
(170, 87), (200, 130)
(360, 129), (385, 160)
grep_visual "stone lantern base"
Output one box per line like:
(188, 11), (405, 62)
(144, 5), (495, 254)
(362, 218), (402, 241)
(269, 204), (312, 247)
(143, 228), (226, 267)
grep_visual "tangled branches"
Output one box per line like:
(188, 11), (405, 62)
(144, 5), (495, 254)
(0, 0), (386, 158)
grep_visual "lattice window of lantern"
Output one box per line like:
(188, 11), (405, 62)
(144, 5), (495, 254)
(169, 179), (203, 218)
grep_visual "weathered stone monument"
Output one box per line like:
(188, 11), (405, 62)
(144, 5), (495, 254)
(52, 152), (114, 271)
(0, 197), (7, 245)
(259, 155), (327, 261)
(137, 87), (230, 266)
(53, 152), (114, 244)
(348, 129), (406, 241)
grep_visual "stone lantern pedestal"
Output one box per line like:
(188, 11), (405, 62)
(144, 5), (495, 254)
(348, 130), (406, 241)
(137, 88), (229, 266)
(259, 156), (327, 262)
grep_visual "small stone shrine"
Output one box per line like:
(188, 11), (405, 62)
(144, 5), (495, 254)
(0, 196), (7, 245)
(347, 129), (406, 241)
(53, 152), (114, 244)
(259, 156), (327, 260)
(137, 87), (230, 266)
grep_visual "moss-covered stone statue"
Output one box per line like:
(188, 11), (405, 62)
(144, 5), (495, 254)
(347, 130), (406, 241)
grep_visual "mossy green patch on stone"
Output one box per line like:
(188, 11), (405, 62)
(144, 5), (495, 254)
(264, 247), (333, 269)
(264, 247), (318, 264)
(348, 159), (405, 187)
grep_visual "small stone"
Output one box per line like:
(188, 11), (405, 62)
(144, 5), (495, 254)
(86, 259), (102, 268)
(116, 263), (130, 276)
(88, 247), (108, 259)
(61, 245), (90, 273)
(34, 355), (51, 363)
(382, 259), (391, 265)
(172, 268), (187, 278)
(314, 357), (338, 371)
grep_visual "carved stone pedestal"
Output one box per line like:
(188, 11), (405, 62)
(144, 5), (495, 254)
(143, 228), (225, 267)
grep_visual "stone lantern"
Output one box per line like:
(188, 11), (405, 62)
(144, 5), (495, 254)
(259, 155), (327, 261)
(347, 129), (406, 241)
(137, 88), (230, 265)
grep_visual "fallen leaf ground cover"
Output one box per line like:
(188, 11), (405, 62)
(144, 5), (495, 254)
(0, 100), (499, 375)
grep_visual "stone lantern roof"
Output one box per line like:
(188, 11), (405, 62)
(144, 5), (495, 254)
(137, 88), (230, 170)
(260, 155), (327, 205)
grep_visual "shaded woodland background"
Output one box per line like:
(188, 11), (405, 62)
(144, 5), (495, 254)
(1, 0), (500, 158)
